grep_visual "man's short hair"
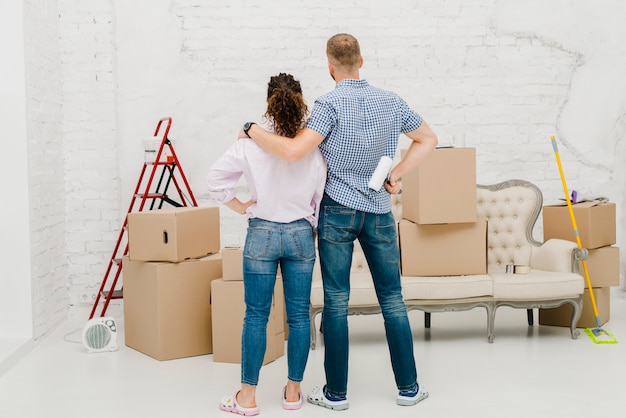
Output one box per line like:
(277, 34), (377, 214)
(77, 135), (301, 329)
(326, 33), (361, 71)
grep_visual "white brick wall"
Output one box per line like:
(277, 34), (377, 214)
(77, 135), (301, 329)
(18, 0), (626, 338)
(23, 0), (67, 339)
(59, 0), (117, 310)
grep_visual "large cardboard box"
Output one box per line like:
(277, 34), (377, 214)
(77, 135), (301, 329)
(578, 246), (620, 288)
(399, 219), (487, 276)
(211, 278), (285, 364)
(401, 147), (477, 225)
(128, 206), (220, 262)
(542, 202), (616, 249)
(221, 246), (283, 282)
(222, 246), (244, 281)
(539, 287), (610, 328)
(122, 253), (222, 361)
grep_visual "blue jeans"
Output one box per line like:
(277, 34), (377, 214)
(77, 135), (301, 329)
(318, 195), (417, 397)
(241, 218), (315, 386)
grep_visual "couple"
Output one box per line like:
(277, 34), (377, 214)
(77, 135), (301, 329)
(206, 33), (438, 415)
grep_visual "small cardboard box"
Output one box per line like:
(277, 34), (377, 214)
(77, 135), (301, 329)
(401, 147), (477, 225)
(539, 287), (610, 328)
(211, 278), (285, 364)
(542, 202), (616, 249)
(122, 253), (222, 361)
(222, 246), (244, 281)
(579, 246), (620, 288)
(128, 206), (220, 262)
(399, 219), (487, 276)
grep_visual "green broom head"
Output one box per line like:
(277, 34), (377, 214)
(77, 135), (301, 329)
(585, 327), (618, 344)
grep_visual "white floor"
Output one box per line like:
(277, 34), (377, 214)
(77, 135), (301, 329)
(1, 293), (625, 418)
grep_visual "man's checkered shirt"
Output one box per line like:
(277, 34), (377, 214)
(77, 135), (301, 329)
(307, 79), (423, 214)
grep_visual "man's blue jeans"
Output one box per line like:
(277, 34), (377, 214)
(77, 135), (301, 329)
(318, 195), (417, 398)
(241, 218), (315, 386)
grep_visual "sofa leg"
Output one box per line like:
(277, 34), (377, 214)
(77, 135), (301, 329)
(569, 299), (583, 339)
(310, 310), (322, 350)
(424, 312), (431, 328)
(527, 308), (534, 326)
(487, 303), (496, 343)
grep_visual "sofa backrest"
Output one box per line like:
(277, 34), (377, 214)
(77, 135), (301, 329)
(476, 180), (542, 272)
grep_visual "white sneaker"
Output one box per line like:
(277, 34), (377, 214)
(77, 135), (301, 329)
(396, 383), (429, 406)
(307, 385), (349, 411)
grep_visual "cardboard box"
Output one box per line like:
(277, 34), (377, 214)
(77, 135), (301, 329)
(219, 247), (289, 338)
(122, 253), (222, 361)
(539, 287), (610, 328)
(542, 202), (616, 249)
(399, 219), (487, 276)
(128, 206), (220, 262)
(211, 278), (285, 364)
(401, 147), (477, 225)
(222, 246), (244, 281)
(578, 246), (620, 288)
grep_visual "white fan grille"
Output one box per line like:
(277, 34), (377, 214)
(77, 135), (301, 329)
(82, 317), (117, 353)
(84, 323), (112, 350)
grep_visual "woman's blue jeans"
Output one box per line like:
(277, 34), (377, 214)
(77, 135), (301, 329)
(241, 218), (315, 386)
(318, 195), (417, 398)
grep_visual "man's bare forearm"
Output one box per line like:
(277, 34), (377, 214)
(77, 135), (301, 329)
(389, 121), (438, 181)
(246, 124), (324, 162)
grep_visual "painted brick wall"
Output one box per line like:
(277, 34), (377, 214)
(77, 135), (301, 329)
(23, 0), (67, 339)
(48, 0), (625, 317)
(58, 0), (117, 308)
(160, 0), (610, 237)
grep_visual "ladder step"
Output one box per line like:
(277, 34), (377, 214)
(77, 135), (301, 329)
(135, 193), (167, 199)
(102, 289), (123, 299)
(145, 160), (176, 166)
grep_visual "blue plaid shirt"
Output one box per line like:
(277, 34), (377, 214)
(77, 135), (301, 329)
(307, 79), (423, 213)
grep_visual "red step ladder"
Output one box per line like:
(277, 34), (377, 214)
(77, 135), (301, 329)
(89, 117), (197, 319)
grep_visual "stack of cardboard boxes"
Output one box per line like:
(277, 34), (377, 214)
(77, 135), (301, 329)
(398, 147), (487, 276)
(122, 207), (286, 365)
(211, 247), (285, 365)
(122, 206), (222, 361)
(539, 201), (619, 327)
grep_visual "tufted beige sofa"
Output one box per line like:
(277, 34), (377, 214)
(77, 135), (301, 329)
(309, 179), (586, 348)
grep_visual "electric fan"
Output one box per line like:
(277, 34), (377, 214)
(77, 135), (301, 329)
(81, 316), (118, 353)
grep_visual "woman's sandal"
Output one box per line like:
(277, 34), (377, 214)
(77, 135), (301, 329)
(219, 391), (260, 416)
(282, 386), (303, 410)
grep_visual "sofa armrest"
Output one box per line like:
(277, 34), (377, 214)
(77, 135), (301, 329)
(530, 238), (588, 273)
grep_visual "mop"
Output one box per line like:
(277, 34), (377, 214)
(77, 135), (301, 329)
(549, 136), (617, 344)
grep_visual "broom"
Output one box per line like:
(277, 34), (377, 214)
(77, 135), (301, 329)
(549, 135), (617, 344)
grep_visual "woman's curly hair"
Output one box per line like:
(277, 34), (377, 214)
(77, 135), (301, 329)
(263, 73), (308, 138)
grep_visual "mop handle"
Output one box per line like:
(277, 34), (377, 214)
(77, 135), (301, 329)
(550, 136), (601, 323)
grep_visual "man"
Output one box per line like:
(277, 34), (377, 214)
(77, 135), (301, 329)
(242, 33), (438, 410)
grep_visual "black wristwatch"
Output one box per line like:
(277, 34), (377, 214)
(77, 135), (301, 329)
(243, 122), (256, 138)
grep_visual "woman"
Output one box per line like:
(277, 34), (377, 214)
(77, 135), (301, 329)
(206, 73), (326, 415)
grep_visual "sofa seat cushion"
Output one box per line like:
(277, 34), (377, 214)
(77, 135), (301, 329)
(401, 275), (492, 300)
(491, 270), (583, 299)
(310, 272), (380, 307)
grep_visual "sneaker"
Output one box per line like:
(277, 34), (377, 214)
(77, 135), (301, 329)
(307, 385), (349, 411)
(396, 382), (429, 406)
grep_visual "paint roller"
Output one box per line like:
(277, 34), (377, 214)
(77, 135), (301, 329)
(368, 156), (393, 190)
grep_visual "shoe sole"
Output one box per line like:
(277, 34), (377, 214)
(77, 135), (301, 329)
(308, 398), (349, 411)
(396, 391), (429, 406)
(219, 405), (260, 416)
